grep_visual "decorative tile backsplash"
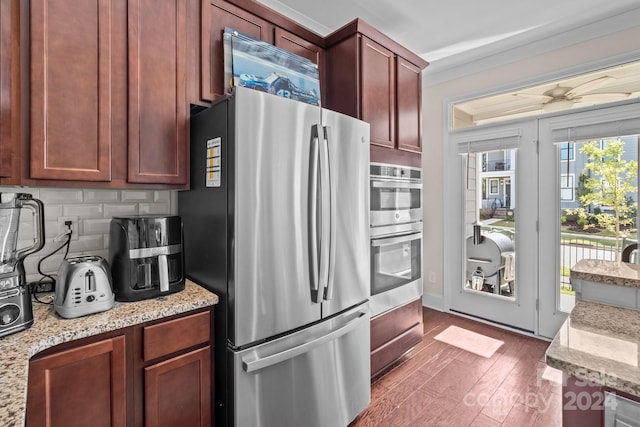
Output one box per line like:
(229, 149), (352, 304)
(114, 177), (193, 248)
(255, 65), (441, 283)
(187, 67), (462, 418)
(0, 186), (177, 282)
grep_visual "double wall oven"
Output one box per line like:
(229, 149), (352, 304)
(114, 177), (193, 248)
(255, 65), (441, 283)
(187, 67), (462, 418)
(370, 163), (422, 317)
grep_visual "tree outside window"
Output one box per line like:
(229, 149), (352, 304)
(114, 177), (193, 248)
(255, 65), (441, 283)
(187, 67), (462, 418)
(567, 138), (638, 261)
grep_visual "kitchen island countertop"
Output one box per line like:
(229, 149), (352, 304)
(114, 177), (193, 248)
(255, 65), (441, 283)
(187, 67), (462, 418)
(546, 299), (640, 397)
(0, 280), (218, 426)
(571, 258), (640, 288)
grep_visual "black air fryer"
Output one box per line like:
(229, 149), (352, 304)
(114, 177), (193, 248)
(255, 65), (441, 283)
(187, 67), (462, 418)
(109, 215), (184, 301)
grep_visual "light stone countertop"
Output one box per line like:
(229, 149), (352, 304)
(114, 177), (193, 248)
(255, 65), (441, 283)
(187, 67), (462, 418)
(0, 280), (218, 427)
(546, 299), (640, 397)
(571, 259), (640, 288)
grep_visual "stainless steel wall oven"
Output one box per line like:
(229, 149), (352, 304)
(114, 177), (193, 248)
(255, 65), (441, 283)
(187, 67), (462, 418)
(370, 163), (422, 317)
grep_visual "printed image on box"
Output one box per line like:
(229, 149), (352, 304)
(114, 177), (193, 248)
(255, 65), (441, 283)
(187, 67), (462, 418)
(224, 28), (321, 106)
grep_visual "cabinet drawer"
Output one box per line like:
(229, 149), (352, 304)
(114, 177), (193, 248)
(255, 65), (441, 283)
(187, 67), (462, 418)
(143, 310), (211, 361)
(371, 322), (422, 377)
(371, 298), (422, 350)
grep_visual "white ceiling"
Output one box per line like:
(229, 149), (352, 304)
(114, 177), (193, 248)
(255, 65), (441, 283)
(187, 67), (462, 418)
(257, 0), (640, 65)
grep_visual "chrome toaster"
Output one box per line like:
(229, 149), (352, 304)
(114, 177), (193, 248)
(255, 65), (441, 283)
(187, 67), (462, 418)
(55, 256), (115, 319)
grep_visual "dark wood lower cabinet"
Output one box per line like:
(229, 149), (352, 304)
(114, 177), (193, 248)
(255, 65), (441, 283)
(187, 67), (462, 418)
(144, 347), (212, 427)
(27, 335), (128, 427)
(370, 298), (423, 378)
(26, 308), (213, 427)
(562, 373), (640, 427)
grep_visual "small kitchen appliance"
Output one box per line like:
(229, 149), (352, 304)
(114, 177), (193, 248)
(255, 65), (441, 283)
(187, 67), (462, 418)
(54, 256), (114, 319)
(109, 215), (184, 301)
(0, 193), (45, 338)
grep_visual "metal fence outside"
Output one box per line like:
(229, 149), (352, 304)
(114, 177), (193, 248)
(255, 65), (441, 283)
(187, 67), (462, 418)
(483, 225), (625, 291)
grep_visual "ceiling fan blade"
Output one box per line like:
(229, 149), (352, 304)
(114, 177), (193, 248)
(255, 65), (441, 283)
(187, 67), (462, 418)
(473, 104), (543, 124)
(566, 76), (615, 97)
(512, 93), (552, 101)
(576, 92), (631, 103)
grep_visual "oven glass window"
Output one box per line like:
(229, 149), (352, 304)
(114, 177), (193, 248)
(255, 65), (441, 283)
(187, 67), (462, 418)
(371, 187), (420, 211)
(371, 235), (421, 295)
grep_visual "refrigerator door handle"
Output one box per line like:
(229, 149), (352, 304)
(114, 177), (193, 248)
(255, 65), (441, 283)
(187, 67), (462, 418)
(242, 310), (368, 373)
(318, 127), (331, 299)
(323, 126), (337, 301)
(309, 125), (320, 293)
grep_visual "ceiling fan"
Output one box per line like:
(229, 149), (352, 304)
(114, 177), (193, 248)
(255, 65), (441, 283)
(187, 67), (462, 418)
(511, 76), (632, 113)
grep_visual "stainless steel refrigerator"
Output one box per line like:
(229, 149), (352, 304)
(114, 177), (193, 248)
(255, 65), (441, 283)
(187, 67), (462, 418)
(179, 86), (371, 427)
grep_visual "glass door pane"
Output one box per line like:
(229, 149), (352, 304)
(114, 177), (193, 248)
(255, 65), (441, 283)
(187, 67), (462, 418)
(558, 136), (638, 312)
(464, 149), (517, 299)
(539, 103), (640, 339)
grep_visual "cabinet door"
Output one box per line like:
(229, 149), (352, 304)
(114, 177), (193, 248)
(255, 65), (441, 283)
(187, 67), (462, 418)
(201, 0), (272, 101)
(274, 28), (324, 101)
(360, 36), (395, 149)
(30, 0), (117, 181)
(0, 0), (17, 179)
(396, 57), (422, 153)
(128, 0), (188, 185)
(27, 336), (127, 427)
(144, 346), (212, 427)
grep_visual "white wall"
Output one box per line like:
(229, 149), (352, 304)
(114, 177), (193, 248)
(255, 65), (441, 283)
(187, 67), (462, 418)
(421, 23), (640, 310)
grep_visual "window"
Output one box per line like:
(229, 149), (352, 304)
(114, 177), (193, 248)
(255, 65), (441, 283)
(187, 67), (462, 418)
(488, 178), (499, 195)
(560, 174), (574, 202)
(559, 143), (574, 161)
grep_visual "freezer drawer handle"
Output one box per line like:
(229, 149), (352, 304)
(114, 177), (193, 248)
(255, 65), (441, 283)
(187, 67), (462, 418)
(242, 311), (367, 373)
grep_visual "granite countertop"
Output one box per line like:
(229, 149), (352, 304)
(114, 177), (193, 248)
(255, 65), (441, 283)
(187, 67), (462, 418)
(571, 258), (640, 288)
(0, 280), (218, 426)
(546, 299), (640, 396)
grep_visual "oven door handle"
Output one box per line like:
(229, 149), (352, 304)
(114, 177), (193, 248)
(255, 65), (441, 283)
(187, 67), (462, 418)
(371, 180), (422, 189)
(371, 232), (422, 247)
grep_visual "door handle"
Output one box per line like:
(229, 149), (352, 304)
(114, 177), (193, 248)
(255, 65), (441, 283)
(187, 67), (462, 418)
(242, 311), (367, 373)
(323, 126), (337, 301)
(318, 127), (331, 300)
(309, 125), (320, 294)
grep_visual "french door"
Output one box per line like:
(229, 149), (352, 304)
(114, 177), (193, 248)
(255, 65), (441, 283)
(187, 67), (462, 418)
(538, 103), (640, 338)
(445, 122), (538, 333)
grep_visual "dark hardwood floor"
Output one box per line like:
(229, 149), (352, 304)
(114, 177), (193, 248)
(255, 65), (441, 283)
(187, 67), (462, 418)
(351, 308), (561, 426)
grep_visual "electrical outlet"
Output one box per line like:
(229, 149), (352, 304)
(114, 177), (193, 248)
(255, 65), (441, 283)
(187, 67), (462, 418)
(57, 216), (79, 241)
(428, 271), (436, 283)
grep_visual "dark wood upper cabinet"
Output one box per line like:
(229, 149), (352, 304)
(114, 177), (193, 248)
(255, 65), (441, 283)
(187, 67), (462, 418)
(274, 27), (325, 101)
(325, 19), (428, 168)
(27, 0), (188, 187)
(0, 0), (22, 184)
(361, 36), (395, 149)
(127, 0), (188, 185)
(0, 0), (19, 181)
(29, 0), (117, 182)
(201, 0), (273, 102)
(396, 56), (422, 153)
(200, 0), (326, 103)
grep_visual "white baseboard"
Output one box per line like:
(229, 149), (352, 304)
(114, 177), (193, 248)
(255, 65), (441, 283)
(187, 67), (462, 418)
(422, 292), (444, 311)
